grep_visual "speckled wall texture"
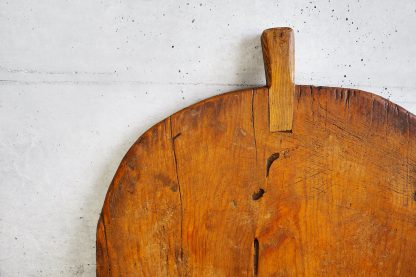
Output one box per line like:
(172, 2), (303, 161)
(0, 0), (415, 276)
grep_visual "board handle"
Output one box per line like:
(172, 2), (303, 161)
(261, 27), (295, 132)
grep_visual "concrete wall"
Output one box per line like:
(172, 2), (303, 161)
(1, 0), (415, 276)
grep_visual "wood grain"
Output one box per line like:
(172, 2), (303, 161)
(261, 27), (295, 132)
(97, 119), (183, 276)
(97, 85), (416, 276)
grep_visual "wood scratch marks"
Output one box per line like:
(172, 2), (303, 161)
(97, 85), (416, 276)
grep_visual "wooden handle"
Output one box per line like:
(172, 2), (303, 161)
(261, 27), (295, 132)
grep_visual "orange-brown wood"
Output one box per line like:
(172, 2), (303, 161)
(261, 27), (295, 132)
(97, 29), (416, 276)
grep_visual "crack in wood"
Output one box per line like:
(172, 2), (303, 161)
(253, 238), (259, 277)
(266, 153), (280, 177)
(252, 188), (265, 201)
(173, 132), (182, 141)
(169, 117), (184, 265)
(100, 214), (112, 276)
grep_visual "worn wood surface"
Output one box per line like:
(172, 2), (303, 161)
(261, 27), (295, 132)
(96, 28), (416, 276)
(97, 85), (416, 276)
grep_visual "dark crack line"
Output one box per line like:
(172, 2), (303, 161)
(169, 117), (184, 263)
(253, 238), (259, 276)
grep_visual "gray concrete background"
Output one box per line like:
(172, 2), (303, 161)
(1, 0), (415, 276)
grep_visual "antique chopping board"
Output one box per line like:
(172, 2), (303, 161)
(96, 28), (416, 276)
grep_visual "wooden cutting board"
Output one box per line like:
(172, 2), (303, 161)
(96, 28), (416, 276)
